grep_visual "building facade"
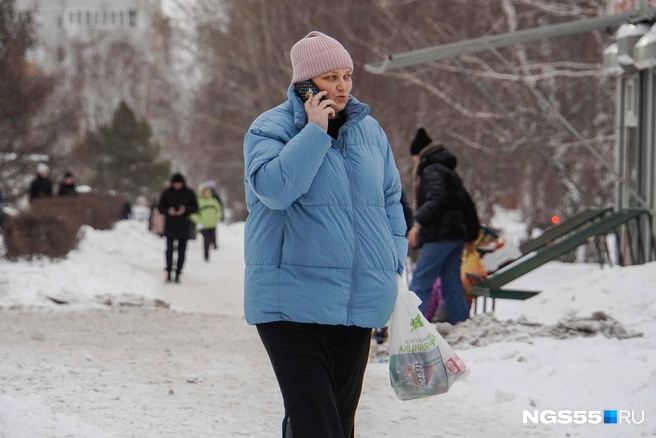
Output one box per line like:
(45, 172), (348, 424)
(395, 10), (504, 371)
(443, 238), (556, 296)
(15, 0), (162, 71)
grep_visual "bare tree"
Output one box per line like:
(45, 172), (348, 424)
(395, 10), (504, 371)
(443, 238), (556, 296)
(0, 0), (78, 202)
(172, 0), (615, 228)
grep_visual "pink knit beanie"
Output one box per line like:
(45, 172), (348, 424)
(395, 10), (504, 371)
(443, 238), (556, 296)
(290, 31), (354, 84)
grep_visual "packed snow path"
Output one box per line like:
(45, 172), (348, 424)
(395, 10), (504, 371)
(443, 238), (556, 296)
(1, 222), (655, 437)
(1, 309), (554, 438)
(154, 228), (246, 316)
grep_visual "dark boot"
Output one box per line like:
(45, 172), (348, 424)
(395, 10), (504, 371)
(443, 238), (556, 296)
(165, 270), (172, 283)
(175, 271), (181, 283)
(374, 327), (388, 345)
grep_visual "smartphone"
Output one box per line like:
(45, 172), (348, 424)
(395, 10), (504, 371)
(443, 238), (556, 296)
(293, 80), (326, 103)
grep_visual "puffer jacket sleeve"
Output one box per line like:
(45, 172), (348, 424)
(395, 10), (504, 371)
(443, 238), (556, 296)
(244, 122), (332, 210)
(414, 163), (447, 227)
(380, 127), (408, 274)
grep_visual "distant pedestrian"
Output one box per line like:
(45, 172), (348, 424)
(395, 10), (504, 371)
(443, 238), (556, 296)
(191, 183), (223, 261)
(29, 163), (53, 203)
(205, 180), (223, 207)
(119, 198), (133, 220)
(407, 128), (480, 325)
(57, 172), (77, 196)
(157, 173), (198, 283)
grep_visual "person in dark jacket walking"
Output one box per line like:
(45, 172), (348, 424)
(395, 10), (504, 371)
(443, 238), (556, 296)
(119, 197), (133, 220)
(407, 128), (480, 325)
(57, 172), (77, 196)
(157, 173), (198, 283)
(29, 163), (53, 203)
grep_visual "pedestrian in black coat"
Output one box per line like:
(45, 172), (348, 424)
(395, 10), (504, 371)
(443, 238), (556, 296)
(29, 163), (53, 203)
(407, 128), (480, 324)
(410, 145), (479, 246)
(157, 173), (198, 283)
(57, 172), (77, 196)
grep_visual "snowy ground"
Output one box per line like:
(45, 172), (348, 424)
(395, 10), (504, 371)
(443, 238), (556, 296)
(1, 220), (655, 437)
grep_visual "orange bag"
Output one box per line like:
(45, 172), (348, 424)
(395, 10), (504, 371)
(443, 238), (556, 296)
(461, 249), (488, 302)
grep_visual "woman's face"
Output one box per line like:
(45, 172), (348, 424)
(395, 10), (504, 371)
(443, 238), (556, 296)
(311, 68), (353, 114)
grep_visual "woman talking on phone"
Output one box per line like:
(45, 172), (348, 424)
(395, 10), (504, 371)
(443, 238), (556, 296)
(243, 31), (407, 437)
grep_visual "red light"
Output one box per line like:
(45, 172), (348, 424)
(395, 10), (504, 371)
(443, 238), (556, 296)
(551, 215), (561, 224)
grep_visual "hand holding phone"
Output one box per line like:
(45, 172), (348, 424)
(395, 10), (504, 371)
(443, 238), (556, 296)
(304, 91), (335, 132)
(293, 80), (325, 103)
(294, 80), (335, 131)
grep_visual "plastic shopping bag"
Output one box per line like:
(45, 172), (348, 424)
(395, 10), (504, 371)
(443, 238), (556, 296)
(389, 276), (470, 400)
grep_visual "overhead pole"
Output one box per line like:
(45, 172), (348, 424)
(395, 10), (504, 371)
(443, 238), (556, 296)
(364, 7), (656, 74)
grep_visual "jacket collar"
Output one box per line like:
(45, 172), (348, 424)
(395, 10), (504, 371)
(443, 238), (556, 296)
(418, 142), (458, 170)
(418, 142), (446, 161)
(287, 85), (370, 133)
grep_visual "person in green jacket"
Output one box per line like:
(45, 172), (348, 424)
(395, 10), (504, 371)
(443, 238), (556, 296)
(191, 183), (223, 261)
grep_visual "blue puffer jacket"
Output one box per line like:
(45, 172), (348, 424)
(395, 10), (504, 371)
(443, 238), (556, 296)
(243, 86), (407, 328)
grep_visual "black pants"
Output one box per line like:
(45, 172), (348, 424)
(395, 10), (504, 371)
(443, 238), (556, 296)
(200, 228), (216, 260)
(165, 237), (188, 273)
(256, 322), (372, 438)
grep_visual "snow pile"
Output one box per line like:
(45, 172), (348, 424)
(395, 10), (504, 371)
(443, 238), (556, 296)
(495, 262), (656, 326)
(441, 261), (656, 436)
(0, 220), (165, 309)
(439, 261), (656, 349)
(441, 312), (642, 350)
